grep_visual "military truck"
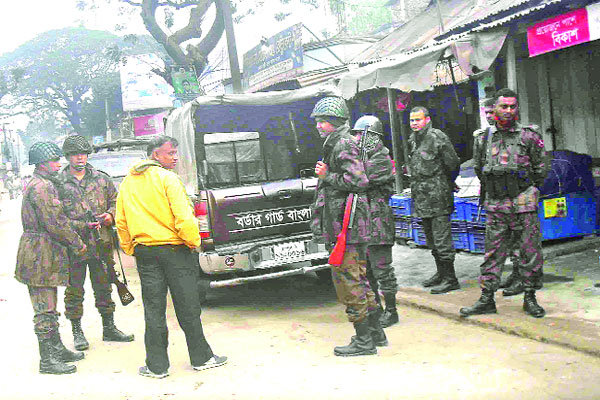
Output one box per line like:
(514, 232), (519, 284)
(166, 85), (341, 288)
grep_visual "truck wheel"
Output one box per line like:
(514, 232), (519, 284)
(315, 268), (332, 283)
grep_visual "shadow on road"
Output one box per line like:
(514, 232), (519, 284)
(202, 273), (337, 309)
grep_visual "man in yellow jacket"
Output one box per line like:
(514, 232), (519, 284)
(116, 136), (227, 379)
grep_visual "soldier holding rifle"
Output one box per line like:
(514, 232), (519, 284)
(310, 97), (388, 357)
(59, 135), (134, 351)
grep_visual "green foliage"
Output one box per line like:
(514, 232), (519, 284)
(347, 0), (392, 35)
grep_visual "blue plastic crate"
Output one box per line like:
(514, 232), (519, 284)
(394, 216), (412, 239)
(451, 221), (469, 250)
(452, 197), (466, 221)
(390, 195), (412, 217)
(539, 191), (598, 240)
(467, 222), (486, 253)
(461, 197), (486, 223)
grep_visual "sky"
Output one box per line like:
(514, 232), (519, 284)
(0, 0), (331, 58)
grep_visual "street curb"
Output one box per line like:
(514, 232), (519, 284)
(395, 289), (600, 359)
(542, 236), (600, 260)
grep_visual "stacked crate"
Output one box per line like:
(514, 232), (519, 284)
(389, 195), (412, 241)
(461, 197), (486, 254)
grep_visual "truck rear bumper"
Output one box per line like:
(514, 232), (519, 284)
(208, 263), (330, 288)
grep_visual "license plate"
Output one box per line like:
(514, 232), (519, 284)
(271, 241), (306, 260)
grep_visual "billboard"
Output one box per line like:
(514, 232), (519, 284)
(243, 23), (303, 93)
(171, 65), (202, 103)
(133, 112), (167, 137)
(120, 54), (174, 111)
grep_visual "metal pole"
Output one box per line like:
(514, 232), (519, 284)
(219, 0), (243, 93)
(435, 0), (445, 34)
(506, 38), (517, 91)
(386, 88), (403, 193)
(105, 97), (112, 142)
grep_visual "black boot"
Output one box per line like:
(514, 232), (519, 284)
(459, 289), (497, 317)
(334, 319), (377, 357)
(52, 331), (85, 362)
(38, 334), (77, 375)
(502, 280), (524, 297)
(71, 319), (89, 351)
(499, 268), (518, 289)
(523, 289), (545, 318)
(380, 291), (399, 328)
(430, 260), (460, 294)
(368, 309), (388, 347)
(422, 257), (442, 288)
(102, 314), (134, 342)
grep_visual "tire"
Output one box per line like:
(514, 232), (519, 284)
(315, 268), (332, 283)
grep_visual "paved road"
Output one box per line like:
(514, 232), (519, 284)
(2, 195), (600, 400)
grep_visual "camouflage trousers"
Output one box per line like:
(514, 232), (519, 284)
(28, 286), (59, 339)
(64, 258), (115, 321)
(366, 244), (398, 294)
(422, 215), (455, 262)
(479, 211), (543, 291)
(327, 243), (378, 323)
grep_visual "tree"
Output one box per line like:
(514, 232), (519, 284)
(0, 28), (165, 137)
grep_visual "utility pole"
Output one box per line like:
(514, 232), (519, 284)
(105, 98), (112, 142)
(435, 0), (445, 34)
(219, 0), (243, 93)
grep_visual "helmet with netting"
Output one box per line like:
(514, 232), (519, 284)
(310, 97), (349, 120)
(352, 115), (384, 136)
(28, 142), (63, 165)
(62, 135), (93, 155)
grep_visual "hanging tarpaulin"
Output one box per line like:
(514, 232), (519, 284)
(527, 3), (600, 57)
(338, 46), (447, 99)
(450, 28), (509, 75)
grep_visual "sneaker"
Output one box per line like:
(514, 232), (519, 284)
(193, 355), (228, 371)
(138, 366), (169, 379)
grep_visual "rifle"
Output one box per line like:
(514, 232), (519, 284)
(85, 211), (134, 306)
(328, 126), (369, 266)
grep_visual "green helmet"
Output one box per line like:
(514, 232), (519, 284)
(28, 142), (63, 165)
(352, 115), (384, 136)
(310, 97), (349, 120)
(62, 134), (93, 155)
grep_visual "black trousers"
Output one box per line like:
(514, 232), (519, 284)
(134, 244), (213, 373)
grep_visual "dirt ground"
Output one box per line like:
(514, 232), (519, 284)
(3, 197), (600, 399)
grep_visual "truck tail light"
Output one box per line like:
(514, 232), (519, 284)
(194, 199), (211, 239)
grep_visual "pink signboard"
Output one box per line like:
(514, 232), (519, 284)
(133, 112), (166, 137)
(527, 8), (590, 57)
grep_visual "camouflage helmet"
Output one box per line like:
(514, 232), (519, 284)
(352, 115), (384, 136)
(310, 96), (349, 120)
(62, 134), (93, 155)
(28, 141), (63, 165)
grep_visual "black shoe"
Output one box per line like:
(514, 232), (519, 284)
(502, 281), (524, 297)
(71, 319), (89, 351)
(422, 271), (442, 288)
(523, 290), (545, 318)
(459, 290), (497, 317)
(430, 278), (460, 294)
(38, 334), (77, 375)
(430, 260), (460, 294)
(102, 314), (135, 342)
(499, 271), (518, 289)
(380, 291), (399, 328)
(52, 332), (84, 362)
(334, 320), (377, 357)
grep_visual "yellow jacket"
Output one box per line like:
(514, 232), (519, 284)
(115, 160), (200, 255)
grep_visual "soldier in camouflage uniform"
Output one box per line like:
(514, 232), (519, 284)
(478, 98), (523, 296)
(310, 97), (387, 357)
(351, 116), (398, 328)
(408, 106), (461, 294)
(460, 88), (549, 318)
(15, 141), (87, 374)
(60, 135), (134, 351)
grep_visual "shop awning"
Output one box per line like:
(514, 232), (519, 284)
(338, 29), (508, 99)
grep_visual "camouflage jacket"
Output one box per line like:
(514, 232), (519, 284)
(354, 130), (395, 244)
(59, 164), (117, 259)
(408, 124), (460, 218)
(15, 169), (86, 287)
(311, 123), (371, 246)
(473, 122), (549, 213)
